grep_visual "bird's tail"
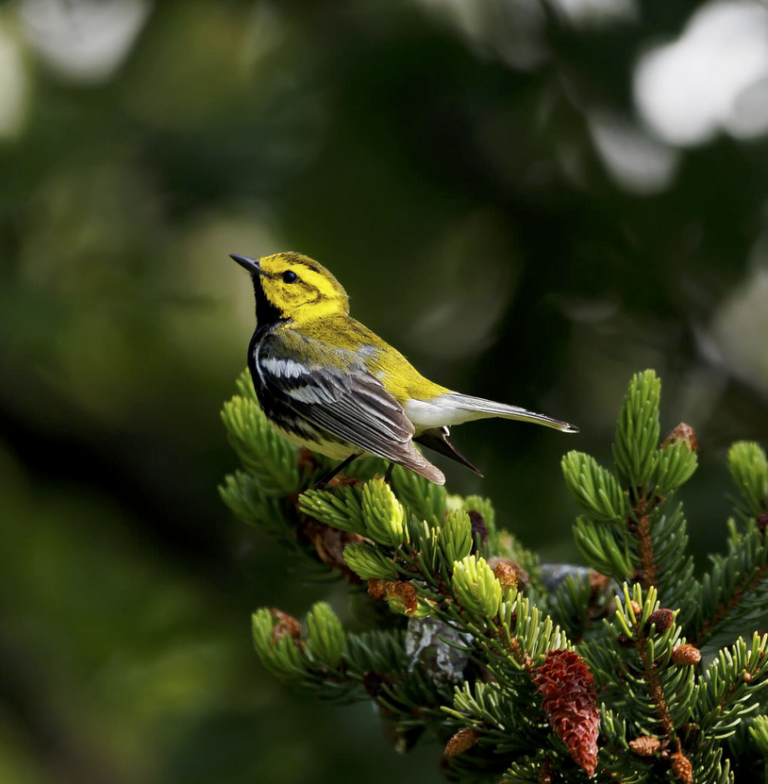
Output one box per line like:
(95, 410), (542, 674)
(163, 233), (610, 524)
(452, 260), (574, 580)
(441, 392), (579, 433)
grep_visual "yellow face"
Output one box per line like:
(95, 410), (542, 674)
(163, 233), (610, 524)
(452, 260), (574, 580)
(234, 252), (349, 325)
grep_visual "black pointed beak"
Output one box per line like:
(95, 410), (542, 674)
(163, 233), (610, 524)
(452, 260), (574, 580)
(230, 254), (262, 275)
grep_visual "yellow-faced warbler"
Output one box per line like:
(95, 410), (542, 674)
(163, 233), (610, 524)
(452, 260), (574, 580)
(232, 252), (578, 486)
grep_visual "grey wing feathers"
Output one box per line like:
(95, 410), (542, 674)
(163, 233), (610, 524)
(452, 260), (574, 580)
(307, 374), (411, 451)
(260, 346), (445, 484)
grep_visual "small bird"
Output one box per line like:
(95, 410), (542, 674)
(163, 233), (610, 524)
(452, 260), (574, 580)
(232, 252), (578, 486)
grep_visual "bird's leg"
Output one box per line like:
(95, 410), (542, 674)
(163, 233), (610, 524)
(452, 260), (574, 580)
(313, 454), (357, 489)
(384, 462), (395, 485)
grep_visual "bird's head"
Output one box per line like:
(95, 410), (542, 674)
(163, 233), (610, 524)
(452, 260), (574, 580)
(231, 252), (349, 327)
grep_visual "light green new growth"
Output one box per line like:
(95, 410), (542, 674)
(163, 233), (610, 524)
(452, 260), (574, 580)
(343, 543), (398, 580)
(220, 368), (768, 783)
(251, 609), (305, 681)
(306, 602), (345, 668)
(439, 509), (473, 564)
(361, 478), (409, 547)
(299, 485), (365, 534)
(451, 554), (502, 619)
(728, 442), (768, 518)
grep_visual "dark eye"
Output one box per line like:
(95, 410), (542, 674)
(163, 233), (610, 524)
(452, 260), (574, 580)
(282, 270), (298, 283)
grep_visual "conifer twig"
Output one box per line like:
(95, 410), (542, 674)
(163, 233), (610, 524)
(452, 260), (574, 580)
(635, 617), (680, 753)
(691, 556), (768, 648)
(632, 493), (658, 589)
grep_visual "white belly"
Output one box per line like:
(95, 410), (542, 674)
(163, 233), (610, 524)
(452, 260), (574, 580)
(404, 394), (479, 432)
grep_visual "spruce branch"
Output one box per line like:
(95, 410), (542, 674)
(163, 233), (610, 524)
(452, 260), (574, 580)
(563, 370), (698, 617)
(694, 633), (768, 739)
(613, 585), (692, 752)
(218, 368), (768, 783)
(689, 444), (768, 647)
(690, 525), (768, 647)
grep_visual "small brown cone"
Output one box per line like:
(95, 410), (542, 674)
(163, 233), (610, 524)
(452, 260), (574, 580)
(671, 644), (702, 666)
(269, 609), (302, 646)
(671, 752), (694, 784)
(367, 579), (419, 616)
(662, 423), (699, 452)
(492, 560), (518, 590)
(301, 520), (364, 579)
(367, 578), (393, 602)
(488, 557), (528, 588)
(538, 757), (553, 784)
(647, 608), (675, 633)
(444, 728), (480, 757)
(390, 581), (419, 616)
(629, 736), (661, 757)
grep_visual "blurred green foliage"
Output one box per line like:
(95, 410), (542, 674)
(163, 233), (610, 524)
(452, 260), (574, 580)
(1, 1), (768, 783)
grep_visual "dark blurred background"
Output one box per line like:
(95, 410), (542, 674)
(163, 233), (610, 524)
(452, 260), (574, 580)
(1, 0), (768, 782)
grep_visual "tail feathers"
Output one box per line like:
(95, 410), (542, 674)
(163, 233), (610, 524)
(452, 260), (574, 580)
(444, 392), (579, 433)
(414, 427), (483, 477)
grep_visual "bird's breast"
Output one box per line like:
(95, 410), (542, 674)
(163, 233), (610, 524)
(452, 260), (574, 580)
(403, 396), (452, 432)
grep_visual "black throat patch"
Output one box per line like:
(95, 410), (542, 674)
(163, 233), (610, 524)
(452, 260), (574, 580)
(252, 275), (285, 337)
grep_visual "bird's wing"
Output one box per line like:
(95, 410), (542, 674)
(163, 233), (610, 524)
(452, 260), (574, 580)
(256, 335), (444, 484)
